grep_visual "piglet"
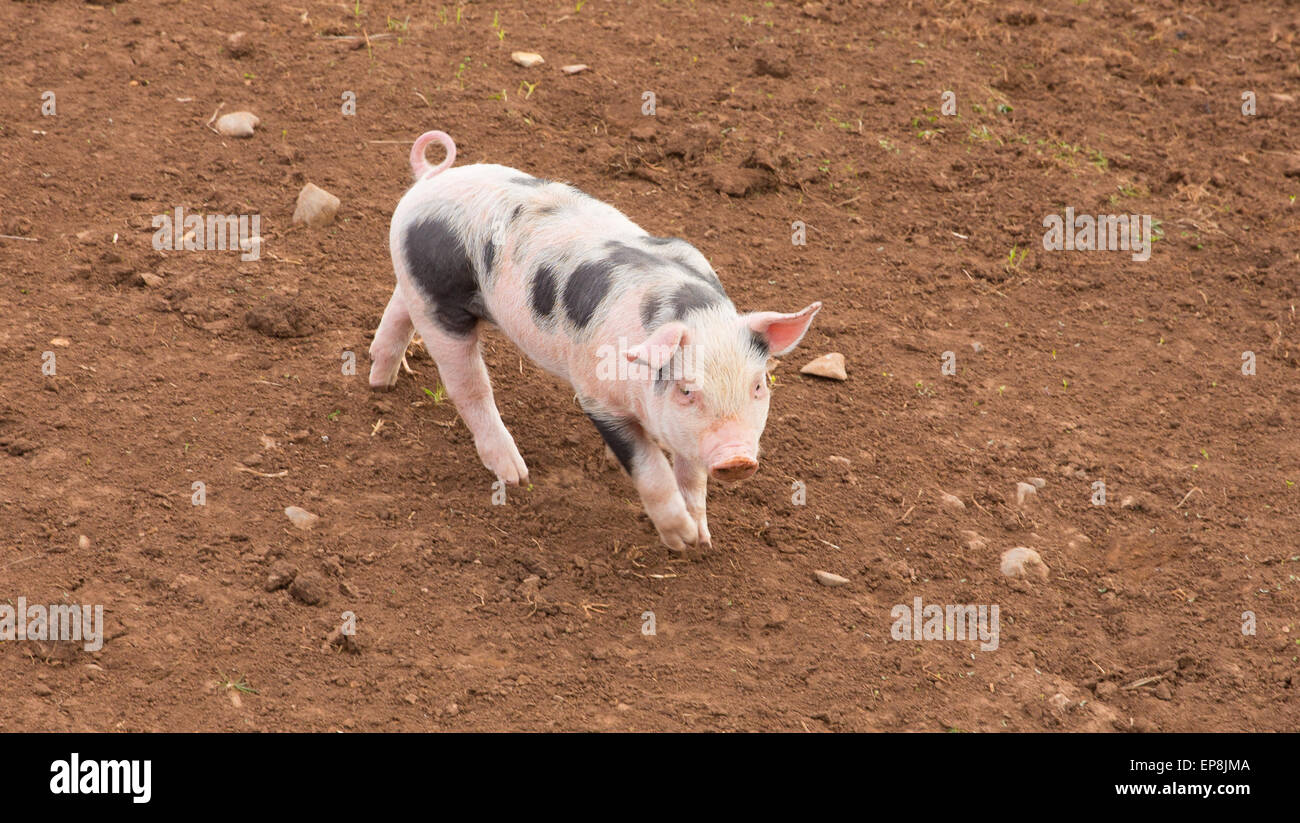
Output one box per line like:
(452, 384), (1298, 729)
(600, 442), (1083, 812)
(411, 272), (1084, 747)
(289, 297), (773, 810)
(370, 130), (821, 553)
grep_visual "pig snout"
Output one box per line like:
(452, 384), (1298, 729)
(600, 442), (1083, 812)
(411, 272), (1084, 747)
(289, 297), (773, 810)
(704, 420), (759, 483)
(710, 454), (758, 483)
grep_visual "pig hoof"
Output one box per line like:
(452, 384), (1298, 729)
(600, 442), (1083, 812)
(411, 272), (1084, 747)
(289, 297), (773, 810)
(367, 364), (401, 390)
(655, 512), (701, 555)
(477, 441), (529, 486)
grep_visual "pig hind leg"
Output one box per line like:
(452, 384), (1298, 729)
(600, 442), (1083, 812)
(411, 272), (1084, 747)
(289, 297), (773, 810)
(369, 288), (416, 390)
(411, 316), (530, 486)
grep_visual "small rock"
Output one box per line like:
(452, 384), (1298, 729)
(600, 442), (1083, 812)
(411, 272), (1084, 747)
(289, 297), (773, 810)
(511, 51), (544, 68)
(1154, 683), (1173, 701)
(1120, 493), (1155, 512)
(288, 571), (329, 605)
(291, 183), (340, 228)
(1065, 529), (1092, 551)
(959, 529), (987, 552)
(265, 560), (298, 591)
(135, 272), (165, 288)
(1027, 477), (1047, 489)
(518, 575), (541, 597)
(215, 111), (259, 138)
(1095, 681), (1118, 700)
(284, 505), (319, 530)
(1047, 692), (1072, 712)
(800, 352), (847, 381)
(560, 64), (589, 74)
(226, 31), (252, 58)
(939, 492), (966, 512)
(1000, 547), (1049, 581)
(1014, 481), (1037, 506)
(34, 683), (53, 697)
(78, 534), (92, 551)
(814, 570), (850, 587)
(970, 341), (984, 354)
(50, 337), (71, 348)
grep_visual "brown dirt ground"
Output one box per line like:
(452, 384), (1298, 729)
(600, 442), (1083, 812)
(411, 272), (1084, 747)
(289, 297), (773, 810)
(1, 0), (1298, 732)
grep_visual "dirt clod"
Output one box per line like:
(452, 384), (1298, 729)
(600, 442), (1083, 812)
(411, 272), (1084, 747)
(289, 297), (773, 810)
(288, 572), (329, 606)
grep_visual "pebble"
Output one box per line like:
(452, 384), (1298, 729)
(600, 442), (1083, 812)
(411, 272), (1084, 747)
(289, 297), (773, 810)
(827, 455), (853, 480)
(799, 352), (847, 381)
(1027, 477), (1047, 489)
(560, 64), (589, 74)
(814, 570), (850, 587)
(291, 183), (340, 228)
(1000, 547), (1049, 580)
(78, 534), (92, 550)
(511, 51), (544, 68)
(959, 530), (987, 552)
(1120, 493), (1155, 511)
(215, 111), (259, 138)
(1014, 481), (1037, 506)
(284, 505), (319, 530)
(226, 31), (252, 58)
(939, 491), (965, 512)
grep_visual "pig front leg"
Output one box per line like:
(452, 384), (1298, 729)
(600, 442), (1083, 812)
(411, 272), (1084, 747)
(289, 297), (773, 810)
(673, 458), (712, 552)
(585, 409), (700, 553)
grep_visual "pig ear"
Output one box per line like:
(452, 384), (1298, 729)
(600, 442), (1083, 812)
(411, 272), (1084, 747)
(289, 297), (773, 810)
(626, 322), (688, 370)
(745, 301), (822, 356)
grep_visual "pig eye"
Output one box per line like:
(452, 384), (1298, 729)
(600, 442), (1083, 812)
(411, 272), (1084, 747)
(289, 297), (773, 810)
(676, 384), (697, 404)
